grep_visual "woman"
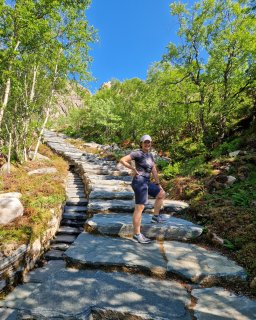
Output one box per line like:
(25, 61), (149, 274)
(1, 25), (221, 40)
(119, 134), (166, 244)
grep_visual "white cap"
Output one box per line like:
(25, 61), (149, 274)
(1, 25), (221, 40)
(140, 134), (152, 142)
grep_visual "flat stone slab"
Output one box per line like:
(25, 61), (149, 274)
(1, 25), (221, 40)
(64, 232), (166, 273)
(89, 189), (134, 200)
(51, 234), (78, 244)
(86, 174), (132, 182)
(24, 261), (66, 283)
(192, 287), (256, 320)
(88, 199), (189, 213)
(66, 192), (86, 197)
(86, 213), (203, 240)
(66, 198), (88, 206)
(44, 249), (65, 260)
(164, 241), (247, 285)
(0, 308), (18, 320)
(0, 269), (191, 319)
(62, 212), (87, 220)
(58, 226), (82, 235)
(64, 205), (87, 212)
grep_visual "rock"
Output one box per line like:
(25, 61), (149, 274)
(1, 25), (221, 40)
(192, 287), (256, 320)
(164, 241), (247, 285)
(250, 277), (256, 290)
(0, 269), (191, 320)
(209, 232), (224, 245)
(28, 151), (50, 161)
(28, 167), (57, 175)
(229, 150), (241, 157)
(226, 175), (237, 185)
(237, 165), (250, 180)
(0, 192), (22, 199)
(0, 197), (24, 225)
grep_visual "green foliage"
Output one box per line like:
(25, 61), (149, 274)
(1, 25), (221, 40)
(0, 226), (32, 244)
(162, 162), (182, 179)
(155, 158), (170, 171)
(211, 138), (243, 157)
(0, 0), (95, 162)
(223, 239), (235, 250)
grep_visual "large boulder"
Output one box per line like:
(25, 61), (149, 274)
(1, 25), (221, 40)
(0, 196), (24, 225)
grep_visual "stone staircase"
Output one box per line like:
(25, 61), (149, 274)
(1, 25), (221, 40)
(44, 170), (87, 261)
(0, 130), (255, 320)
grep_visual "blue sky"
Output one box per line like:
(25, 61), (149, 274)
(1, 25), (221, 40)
(86, 0), (192, 92)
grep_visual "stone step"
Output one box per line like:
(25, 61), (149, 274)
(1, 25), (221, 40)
(191, 287), (256, 319)
(23, 261), (66, 283)
(87, 169), (129, 176)
(61, 219), (85, 227)
(85, 213), (203, 240)
(66, 178), (83, 183)
(66, 187), (85, 191)
(66, 182), (84, 186)
(62, 212), (87, 220)
(89, 189), (134, 200)
(88, 199), (189, 213)
(86, 174), (132, 182)
(51, 243), (70, 251)
(164, 241), (247, 285)
(57, 226), (82, 235)
(65, 198), (88, 206)
(44, 250), (64, 260)
(51, 235), (78, 244)
(64, 205), (87, 212)
(66, 192), (86, 197)
(0, 268), (191, 320)
(65, 232), (247, 286)
(65, 232), (166, 274)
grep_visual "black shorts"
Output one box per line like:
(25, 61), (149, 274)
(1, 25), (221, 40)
(131, 175), (161, 205)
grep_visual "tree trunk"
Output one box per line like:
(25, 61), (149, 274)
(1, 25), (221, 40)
(5, 125), (12, 174)
(33, 61), (59, 160)
(0, 41), (20, 127)
(23, 65), (38, 161)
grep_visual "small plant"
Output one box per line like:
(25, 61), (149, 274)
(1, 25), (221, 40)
(162, 162), (181, 179)
(211, 137), (243, 158)
(223, 239), (235, 250)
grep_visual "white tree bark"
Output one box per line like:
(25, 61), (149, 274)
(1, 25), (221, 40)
(33, 61), (59, 160)
(0, 41), (20, 127)
(5, 125), (12, 174)
(23, 65), (38, 161)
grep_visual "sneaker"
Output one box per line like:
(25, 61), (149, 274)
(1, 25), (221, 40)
(133, 233), (151, 244)
(151, 214), (167, 223)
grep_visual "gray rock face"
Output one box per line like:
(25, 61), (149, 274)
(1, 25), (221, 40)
(0, 197), (24, 225)
(65, 232), (166, 273)
(164, 241), (247, 285)
(86, 213), (203, 240)
(0, 269), (191, 320)
(192, 287), (256, 320)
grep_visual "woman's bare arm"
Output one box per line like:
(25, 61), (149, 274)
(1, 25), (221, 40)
(119, 155), (139, 175)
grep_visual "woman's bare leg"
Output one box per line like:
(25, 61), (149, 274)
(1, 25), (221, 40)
(133, 204), (145, 234)
(154, 189), (166, 215)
